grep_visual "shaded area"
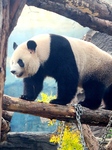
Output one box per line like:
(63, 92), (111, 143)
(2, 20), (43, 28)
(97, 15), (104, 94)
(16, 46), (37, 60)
(0, 132), (57, 150)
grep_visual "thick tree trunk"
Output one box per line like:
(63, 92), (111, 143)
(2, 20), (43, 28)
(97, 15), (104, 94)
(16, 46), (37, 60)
(3, 95), (112, 127)
(0, 0), (26, 142)
(0, 0), (10, 141)
(27, 0), (112, 35)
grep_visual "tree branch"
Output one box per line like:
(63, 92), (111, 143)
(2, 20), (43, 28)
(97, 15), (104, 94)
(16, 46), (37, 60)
(1, 117), (10, 141)
(73, 0), (112, 21)
(105, 138), (112, 149)
(2, 95), (112, 127)
(26, 0), (112, 35)
(82, 124), (99, 150)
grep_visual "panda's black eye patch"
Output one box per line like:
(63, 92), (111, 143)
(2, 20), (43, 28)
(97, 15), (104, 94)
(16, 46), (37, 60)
(18, 59), (24, 67)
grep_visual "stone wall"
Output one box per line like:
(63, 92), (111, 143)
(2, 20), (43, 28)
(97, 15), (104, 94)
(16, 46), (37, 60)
(0, 132), (57, 150)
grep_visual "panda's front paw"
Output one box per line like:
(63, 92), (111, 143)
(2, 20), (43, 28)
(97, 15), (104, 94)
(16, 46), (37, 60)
(50, 99), (67, 105)
(20, 95), (35, 101)
(50, 99), (57, 104)
(20, 95), (29, 100)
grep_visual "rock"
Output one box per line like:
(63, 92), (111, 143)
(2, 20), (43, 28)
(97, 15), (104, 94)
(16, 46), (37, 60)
(0, 132), (57, 150)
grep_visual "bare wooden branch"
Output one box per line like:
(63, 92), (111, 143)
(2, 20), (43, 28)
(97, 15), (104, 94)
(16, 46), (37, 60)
(73, 0), (112, 21)
(0, 0), (10, 141)
(82, 124), (99, 150)
(2, 95), (112, 127)
(26, 0), (112, 35)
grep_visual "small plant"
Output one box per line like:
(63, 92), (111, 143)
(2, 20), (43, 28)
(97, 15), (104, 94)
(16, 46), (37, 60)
(50, 122), (83, 150)
(37, 92), (56, 103)
(38, 92), (83, 150)
(107, 129), (112, 138)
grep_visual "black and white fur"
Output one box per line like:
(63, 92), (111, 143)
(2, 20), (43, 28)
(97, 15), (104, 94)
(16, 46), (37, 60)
(10, 34), (112, 110)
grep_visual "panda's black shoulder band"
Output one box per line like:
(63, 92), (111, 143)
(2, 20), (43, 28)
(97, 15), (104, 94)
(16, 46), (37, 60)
(27, 40), (37, 51)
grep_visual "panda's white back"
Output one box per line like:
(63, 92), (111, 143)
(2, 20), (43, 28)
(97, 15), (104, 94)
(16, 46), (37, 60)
(65, 36), (112, 85)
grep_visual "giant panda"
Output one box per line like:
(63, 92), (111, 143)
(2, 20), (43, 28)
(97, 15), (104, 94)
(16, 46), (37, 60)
(10, 34), (112, 110)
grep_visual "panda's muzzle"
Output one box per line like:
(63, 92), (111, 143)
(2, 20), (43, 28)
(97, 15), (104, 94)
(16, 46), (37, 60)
(11, 70), (24, 77)
(16, 72), (24, 77)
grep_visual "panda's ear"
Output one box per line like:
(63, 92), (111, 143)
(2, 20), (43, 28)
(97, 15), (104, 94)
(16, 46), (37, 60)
(27, 40), (37, 51)
(13, 42), (18, 50)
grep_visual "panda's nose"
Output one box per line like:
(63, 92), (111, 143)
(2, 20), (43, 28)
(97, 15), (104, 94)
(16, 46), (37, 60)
(11, 70), (16, 74)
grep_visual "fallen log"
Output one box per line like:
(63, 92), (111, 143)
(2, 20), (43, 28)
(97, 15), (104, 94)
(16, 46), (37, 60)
(2, 95), (112, 126)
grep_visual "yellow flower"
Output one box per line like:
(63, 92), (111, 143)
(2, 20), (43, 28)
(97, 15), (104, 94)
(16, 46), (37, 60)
(37, 93), (83, 150)
(50, 123), (83, 150)
(38, 92), (56, 103)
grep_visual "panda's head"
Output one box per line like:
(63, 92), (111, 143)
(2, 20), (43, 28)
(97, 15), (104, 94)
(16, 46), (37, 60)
(10, 40), (40, 78)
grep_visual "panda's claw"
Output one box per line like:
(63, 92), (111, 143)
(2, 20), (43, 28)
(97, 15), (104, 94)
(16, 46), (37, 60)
(20, 95), (35, 101)
(50, 99), (68, 105)
(20, 95), (29, 100)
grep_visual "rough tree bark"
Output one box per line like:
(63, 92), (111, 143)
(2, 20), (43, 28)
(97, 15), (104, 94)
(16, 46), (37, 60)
(3, 95), (112, 127)
(3, 95), (112, 149)
(82, 124), (99, 150)
(0, 0), (26, 141)
(0, 0), (10, 141)
(1, 117), (10, 141)
(73, 0), (112, 21)
(27, 0), (112, 35)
